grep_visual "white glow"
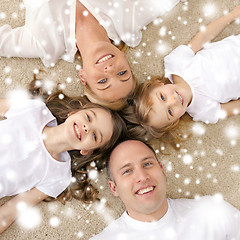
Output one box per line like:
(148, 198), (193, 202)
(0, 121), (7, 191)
(49, 216), (60, 227)
(183, 154), (193, 165)
(192, 123), (206, 135)
(203, 3), (217, 17)
(17, 207), (42, 229)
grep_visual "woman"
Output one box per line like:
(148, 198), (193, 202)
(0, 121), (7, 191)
(0, 0), (180, 109)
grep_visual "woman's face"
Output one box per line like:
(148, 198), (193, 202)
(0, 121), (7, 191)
(79, 42), (135, 102)
(64, 107), (113, 155)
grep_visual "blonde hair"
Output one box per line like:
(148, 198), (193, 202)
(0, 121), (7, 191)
(120, 76), (181, 144)
(83, 41), (138, 111)
(84, 73), (138, 111)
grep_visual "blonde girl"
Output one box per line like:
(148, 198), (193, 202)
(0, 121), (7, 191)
(134, 4), (240, 138)
(0, 91), (126, 233)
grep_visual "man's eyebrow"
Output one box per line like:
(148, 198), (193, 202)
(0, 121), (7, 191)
(119, 163), (132, 171)
(119, 156), (155, 171)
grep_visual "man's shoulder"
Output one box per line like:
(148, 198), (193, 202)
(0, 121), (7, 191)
(170, 195), (240, 222)
(89, 214), (126, 240)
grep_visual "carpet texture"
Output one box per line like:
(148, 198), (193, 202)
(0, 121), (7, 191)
(0, 0), (240, 239)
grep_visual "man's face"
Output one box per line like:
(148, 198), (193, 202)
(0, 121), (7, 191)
(108, 140), (167, 221)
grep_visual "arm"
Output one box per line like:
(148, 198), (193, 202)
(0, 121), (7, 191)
(0, 188), (48, 233)
(220, 99), (240, 118)
(188, 5), (240, 54)
(0, 99), (10, 116)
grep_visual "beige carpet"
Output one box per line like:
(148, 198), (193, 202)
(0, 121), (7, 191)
(1, 0), (240, 239)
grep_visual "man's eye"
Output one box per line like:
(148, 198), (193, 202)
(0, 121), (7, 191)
(161, 94), (165, 101)
(144, 162), (152, 167)
(118, 70), (127, 76)
(98, 78), (107, 84)
(168, 109), (173, 116)
(86, 114), (91, 122)
(123, 169), (131, 175)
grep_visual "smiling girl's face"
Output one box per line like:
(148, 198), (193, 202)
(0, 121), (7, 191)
(148, 83), (191, 128)
(79, 42), (135, 102)
(64, 107), (113, 155)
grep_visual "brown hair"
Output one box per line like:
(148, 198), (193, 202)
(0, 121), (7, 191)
(29, 78), (127, 203)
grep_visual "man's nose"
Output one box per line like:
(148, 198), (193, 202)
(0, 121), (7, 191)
(136, 169), (149, 183)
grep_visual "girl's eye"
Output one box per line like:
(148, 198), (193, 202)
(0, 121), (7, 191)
(93, 132), (97, 142)
(86, 114), (91, 122)
(98, 78), (107, 84)
(118, 70), (127, 76)
(168, 109), (173, 116)
(161, 94), (165, 101)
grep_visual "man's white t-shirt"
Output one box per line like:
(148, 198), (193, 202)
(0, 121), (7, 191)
(0, 0), (180, 67)
(0, 99), (71, 198)
(164, 35), (240, 123)
(90, 196), (240, 240)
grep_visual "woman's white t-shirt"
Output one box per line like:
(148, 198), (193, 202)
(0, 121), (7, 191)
(0, 99), (71, 198)
(0, 0), (180, 67)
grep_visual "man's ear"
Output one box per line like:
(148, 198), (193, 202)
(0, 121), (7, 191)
(108, 180), (119, 197)
(78, 69), (87, 86)
(80, 149), (93, 155)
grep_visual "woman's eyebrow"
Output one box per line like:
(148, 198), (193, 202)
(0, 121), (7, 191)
(120, 76), (131, 82)
(97, 84), (111, 90)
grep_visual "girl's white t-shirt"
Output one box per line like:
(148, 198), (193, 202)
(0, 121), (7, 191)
(164, 35), (240, 123)
(90, 196), (240, 240)
(0, 99), (71, 198)
(0, 0), (180, 67)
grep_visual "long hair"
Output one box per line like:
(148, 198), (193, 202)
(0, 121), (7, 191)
(29, 77), (127, 203)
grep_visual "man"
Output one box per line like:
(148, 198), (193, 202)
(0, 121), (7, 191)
(90, 140), (240, 240)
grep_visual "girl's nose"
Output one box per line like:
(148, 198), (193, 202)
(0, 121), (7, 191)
(83, 123), (89, 133)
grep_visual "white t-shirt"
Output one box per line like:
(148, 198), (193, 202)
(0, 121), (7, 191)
(0, 99), (72, 198)
(90, 196), (240, 240)
(164, 35), (240, 123)
(0, 0), (180, 67)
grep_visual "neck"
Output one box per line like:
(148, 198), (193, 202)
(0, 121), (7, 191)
(42, 125), (71, 161)
(127, 198), (169, 222)
(75, 2), (111, 56)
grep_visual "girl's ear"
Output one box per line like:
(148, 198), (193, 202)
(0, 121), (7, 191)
(108, 180), (119, 197)
(78, 69), (87, 86)
(80, 149), (93, 155)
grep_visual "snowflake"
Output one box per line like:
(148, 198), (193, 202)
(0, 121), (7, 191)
(49, 216), (60, 227)
(203, 3), (217, 18)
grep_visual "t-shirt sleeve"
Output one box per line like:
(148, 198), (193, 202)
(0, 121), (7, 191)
(5, 98), (46, 118)
(36, 157), (72, 198)
(187, 100), (221, 124)
(164, 45), (195, 82)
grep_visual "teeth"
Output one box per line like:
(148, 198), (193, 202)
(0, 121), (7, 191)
(177, 92), (183, 104)
(137, 186), (154, 195)
(97, 54), (113, 63)
(74, 124), (80, 139)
